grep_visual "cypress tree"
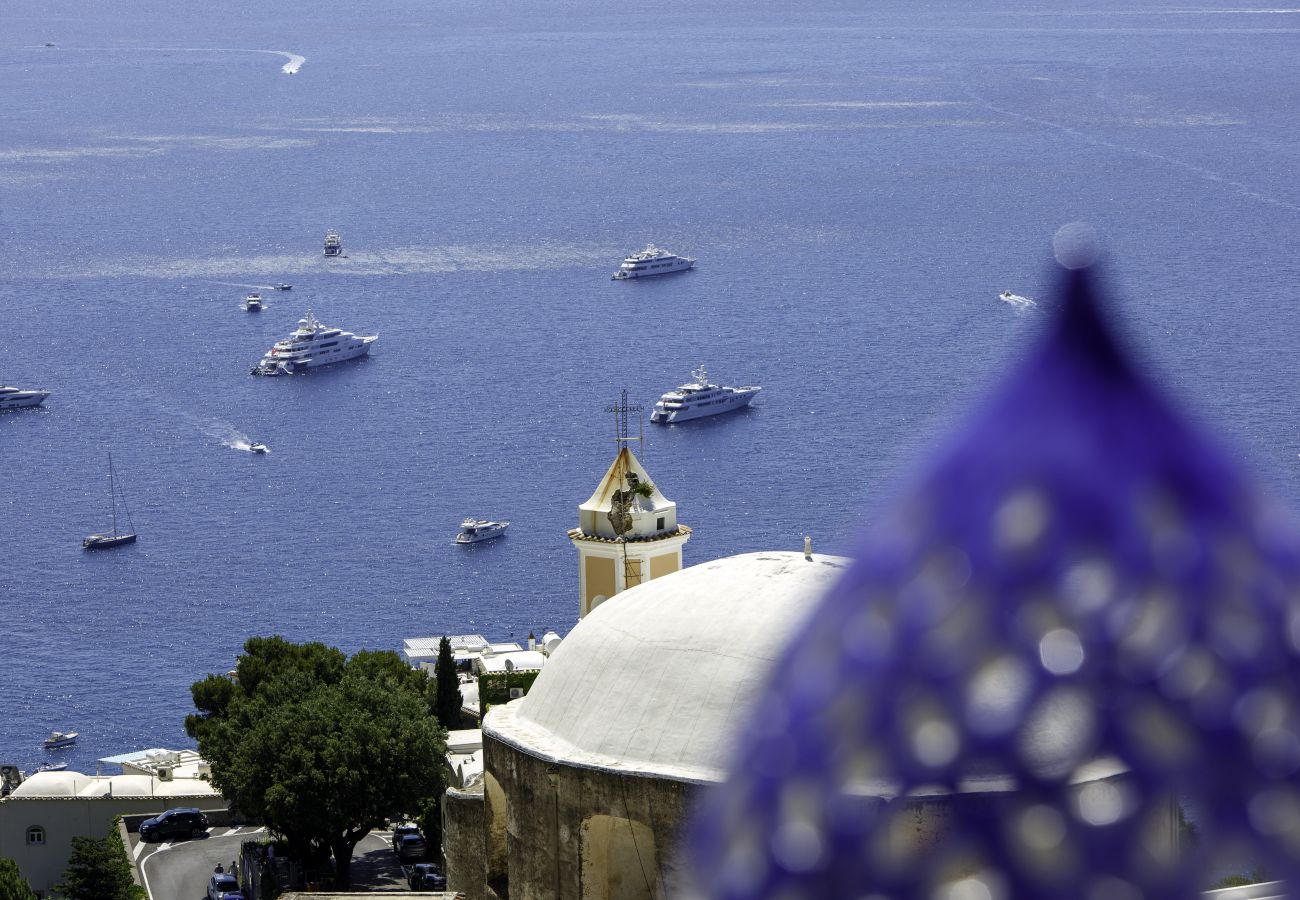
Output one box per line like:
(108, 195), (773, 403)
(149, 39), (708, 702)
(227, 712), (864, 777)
(434, 636), (463, 729)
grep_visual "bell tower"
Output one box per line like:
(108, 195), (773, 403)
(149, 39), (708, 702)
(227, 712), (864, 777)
(568, 395), (691, 618)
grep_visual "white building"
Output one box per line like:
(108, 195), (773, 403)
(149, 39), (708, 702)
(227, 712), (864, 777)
(0, 767), (223, 895)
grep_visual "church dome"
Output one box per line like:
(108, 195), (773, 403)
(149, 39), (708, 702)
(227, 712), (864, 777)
(485, 551), (850, 783)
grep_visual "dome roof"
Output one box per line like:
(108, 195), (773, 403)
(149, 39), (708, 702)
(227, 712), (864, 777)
(11, 771), (91, 797)
(485, 551), (849, 783)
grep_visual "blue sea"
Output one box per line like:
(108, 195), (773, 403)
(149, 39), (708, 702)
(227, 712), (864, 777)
(2, 0), (1299, 774)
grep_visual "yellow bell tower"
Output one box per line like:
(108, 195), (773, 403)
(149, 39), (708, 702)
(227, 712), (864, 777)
(568, 445), (691, 619)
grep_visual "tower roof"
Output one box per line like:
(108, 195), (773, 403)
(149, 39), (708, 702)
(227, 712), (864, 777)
(577, 447), (679, 540)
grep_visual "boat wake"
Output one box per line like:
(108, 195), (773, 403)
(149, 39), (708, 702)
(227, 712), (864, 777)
(998, 290), (1037, 308)
(50, 46), (306, 75)
(275, 52), (305, 74)
(183, 415), (263, 452)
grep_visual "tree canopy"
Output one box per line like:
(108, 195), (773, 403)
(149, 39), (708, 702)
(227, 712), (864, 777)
(186, 637), (446, 888)
(0, 858), (36, 900)
(51, 821), (143, 900)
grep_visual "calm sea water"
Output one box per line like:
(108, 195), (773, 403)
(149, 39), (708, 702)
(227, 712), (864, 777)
(2, 0), (1299, 773)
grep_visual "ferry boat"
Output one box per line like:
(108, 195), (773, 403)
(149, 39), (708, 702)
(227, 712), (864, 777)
(612, 245), (694, 280)
(43, 731), (77, 749)
(649, 366), (761, 424)
(455, 519), (509, 544)
(324, 230), (343, 257)
(0, 385), (49, 410)
(244, 293), (263, 311)
(251, 310), (377, 376)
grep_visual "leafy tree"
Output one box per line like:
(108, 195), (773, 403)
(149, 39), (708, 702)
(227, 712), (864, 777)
(51, 819), (143, 900)
(187, 637), (446, 888)
(0, 858), (36, 900)
(433, 636), (463, 729)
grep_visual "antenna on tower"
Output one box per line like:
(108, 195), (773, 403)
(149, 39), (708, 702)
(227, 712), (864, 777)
(605, 389), (645, 462)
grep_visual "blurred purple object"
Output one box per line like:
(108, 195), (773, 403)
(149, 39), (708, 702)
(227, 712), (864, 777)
(690, 266), (1300, 899)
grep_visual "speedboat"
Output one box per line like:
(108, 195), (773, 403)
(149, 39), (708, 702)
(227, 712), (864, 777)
(456, 519), (509, 544)
(650, 365), (761, 424)
(612, 244), (694, 280)
(36, 762), (68, 772)
(244, 293), (263, 311)
(251, 310), (377, 376)
(43, 731), (77, 749)
(249, 443), (268, 454)
(324, 230), (343, 257)
(0, 385), (49, 410)
(274, 283), (292, 291)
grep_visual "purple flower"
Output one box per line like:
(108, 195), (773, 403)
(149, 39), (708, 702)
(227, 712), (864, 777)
(690, 266), (1300, 900)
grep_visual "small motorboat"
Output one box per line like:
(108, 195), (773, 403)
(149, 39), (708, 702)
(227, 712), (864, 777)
(274, 283), (293, 291)
(249, 443), (268, 454)
(43, 731), (78, 749)
(244, 293), (263, 311)
(36, 762), (68, 772)
(456, 519), (509, 544)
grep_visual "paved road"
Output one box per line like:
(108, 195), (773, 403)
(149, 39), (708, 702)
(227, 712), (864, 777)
(137, 828), (407, 900)
(138, 826), (262, 900)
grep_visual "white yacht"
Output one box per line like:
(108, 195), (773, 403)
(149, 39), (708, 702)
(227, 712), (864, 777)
(612, 245), (695, 280)
(0, 385), (49, 410)
(456, 519), (509, 544)
(251, 310), (377, 376)
(244, 293), (263, 311)
(324, 230), (343, 257)
(650, 366), (761, 424)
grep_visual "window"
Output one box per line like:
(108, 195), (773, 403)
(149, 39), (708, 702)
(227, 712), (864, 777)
(26, 826), (45, 846)
(657, 517), (665, 530)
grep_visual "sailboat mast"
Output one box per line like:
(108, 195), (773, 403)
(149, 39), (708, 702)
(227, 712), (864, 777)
(108, 453), (118, 538)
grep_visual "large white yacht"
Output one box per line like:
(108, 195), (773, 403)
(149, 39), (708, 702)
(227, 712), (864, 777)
(455, 519), (509, 544)
(324, 230), (343, 257)
(0, 385), (49, 410)
(251, 310), (377, 376)
(612, 245), (695, 280)
(650, 366), (760, 424)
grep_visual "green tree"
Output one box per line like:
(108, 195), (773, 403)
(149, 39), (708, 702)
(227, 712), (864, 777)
(187, 637), (446, 889)
(0, 858), (37, 900)
(433, 636), (463, 729)
(51, 820), (143, 900)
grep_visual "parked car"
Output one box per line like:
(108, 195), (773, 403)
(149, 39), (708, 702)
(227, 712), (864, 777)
(391, 823), (422, 852)
(207, 872), (243, 900)
(138, 807), (209, 842)
(408, 862), (446, 890)
(394, 832), (428, 861)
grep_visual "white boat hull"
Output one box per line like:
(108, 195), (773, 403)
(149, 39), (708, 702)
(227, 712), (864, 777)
(651, 388), (759, 423)
(254, 336), (376, 376)
(456, 522), (509, 543)
(0, 391), (49, 410)
(613, 258), (694, 279)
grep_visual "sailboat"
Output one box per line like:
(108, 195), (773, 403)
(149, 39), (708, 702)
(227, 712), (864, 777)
(83, 453), (137, 550)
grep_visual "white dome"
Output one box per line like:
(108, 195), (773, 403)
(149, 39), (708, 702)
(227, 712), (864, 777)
(486, 551), (849, 783)
(11, 771), (91, 797)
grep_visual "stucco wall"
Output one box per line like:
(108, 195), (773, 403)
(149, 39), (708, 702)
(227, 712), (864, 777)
(648, 553), (679, 580)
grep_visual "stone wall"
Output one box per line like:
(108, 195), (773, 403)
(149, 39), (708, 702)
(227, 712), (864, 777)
(483, 733), (694, 900)
(444, 780), (488, 900)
